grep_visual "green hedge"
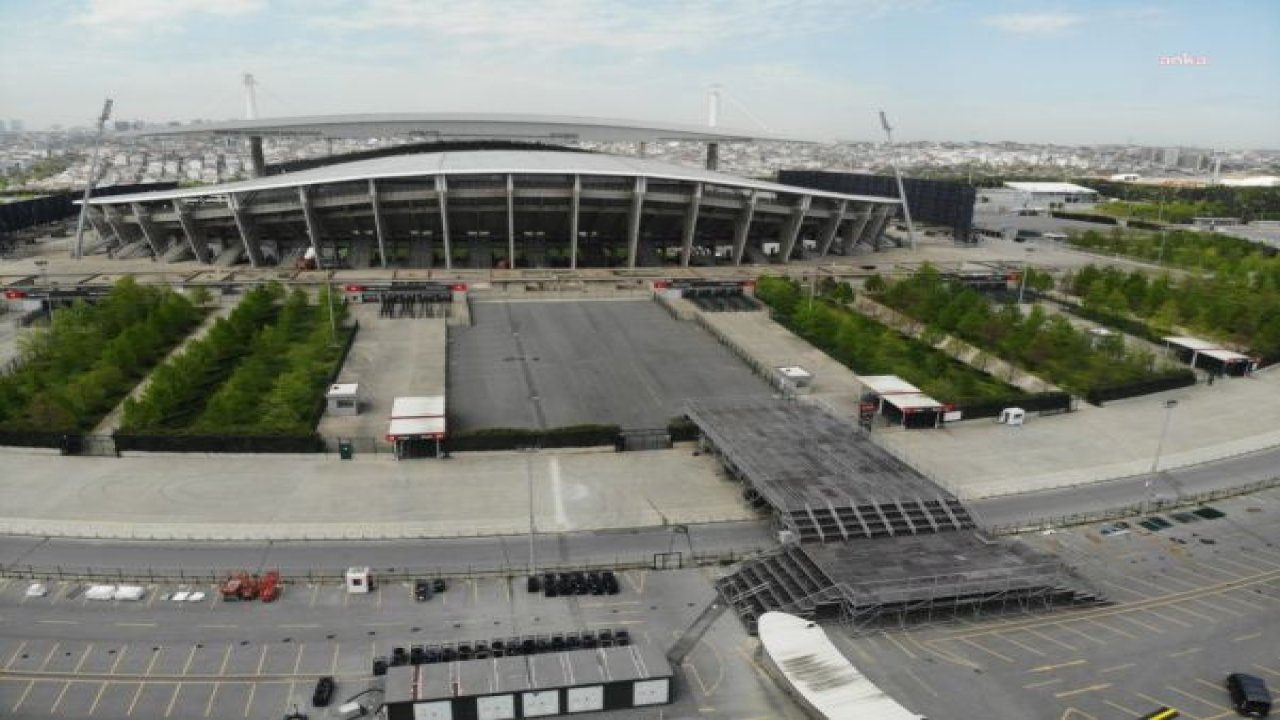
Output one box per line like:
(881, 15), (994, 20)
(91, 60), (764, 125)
(0, 278), (204, 433)
(756, 276), (1025, 406)
(445, 424), (621, 452)
(1050, 210), (1117, 224)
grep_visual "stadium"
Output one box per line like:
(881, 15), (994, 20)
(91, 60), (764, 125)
(80, 113), (902, 270)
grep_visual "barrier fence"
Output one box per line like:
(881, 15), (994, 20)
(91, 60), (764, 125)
(980, 475), (1280, 536)
(0, 547), (767, 586)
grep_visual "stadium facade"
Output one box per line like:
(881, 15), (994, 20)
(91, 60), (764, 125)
(84, 146), (902, 269)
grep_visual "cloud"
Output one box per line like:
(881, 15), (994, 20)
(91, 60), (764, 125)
(982, 12), (1082, 35)
(310, 0), (911, 54)
(74, 0), (263, 28)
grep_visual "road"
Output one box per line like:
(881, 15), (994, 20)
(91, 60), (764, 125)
(969, 444), (1280, 529)
(0, 521), (775, 578)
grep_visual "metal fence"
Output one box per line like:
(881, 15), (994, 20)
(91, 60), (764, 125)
(0, 547), (766, 586)
(980, 475), (1280, 536)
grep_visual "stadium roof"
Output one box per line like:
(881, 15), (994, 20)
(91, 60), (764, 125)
(1004, 181), (1099, 194)
(87, 150), (900, 206)
(127, 112), (815, 144)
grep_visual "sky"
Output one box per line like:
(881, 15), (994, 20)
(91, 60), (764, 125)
(0, 0), (1277, 148)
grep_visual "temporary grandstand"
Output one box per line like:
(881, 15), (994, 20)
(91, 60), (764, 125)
(81, 146), (900, 271)
(693, 398), (1105, 633)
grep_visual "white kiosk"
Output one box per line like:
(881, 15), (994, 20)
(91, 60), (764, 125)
(345, 567), (373, 594)
(325, 383), (360, 416)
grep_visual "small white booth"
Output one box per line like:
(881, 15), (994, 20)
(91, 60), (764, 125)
(345, 567), (373, 594)
(325, 383), (360, 416)
(998, 407), (1026, 426)
(773, 366), (813, 394)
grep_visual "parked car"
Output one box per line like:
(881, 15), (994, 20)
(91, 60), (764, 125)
(312, 676), (335, 707)
(1226, 673), (1272, 718)
(414, 580), (431, 602)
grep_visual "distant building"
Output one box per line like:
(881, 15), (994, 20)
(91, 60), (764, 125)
(8, 120), (23, 132)
(1002, 181), (1099, 208)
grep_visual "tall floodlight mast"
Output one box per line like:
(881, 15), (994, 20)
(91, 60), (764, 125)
(705, 85), (722, 170)
(243, 73), (259, 120)
(71, 98), (113, 259)
(878, 110), (917, 251)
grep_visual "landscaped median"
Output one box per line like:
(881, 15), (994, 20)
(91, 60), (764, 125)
(0, 277), (205, 444)
(868, 265), (1195, 403)
(116, 282), (355, 452)
(754, 275), (1032, 412)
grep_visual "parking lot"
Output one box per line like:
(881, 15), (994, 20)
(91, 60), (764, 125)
(448, 299), (771, 432)
(844, 488), (1280, 720)
(0, 567), (801, 719)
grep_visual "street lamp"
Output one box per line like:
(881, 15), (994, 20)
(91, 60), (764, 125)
(1144, 399), (1178, 513)
(522, 447), (539, 577)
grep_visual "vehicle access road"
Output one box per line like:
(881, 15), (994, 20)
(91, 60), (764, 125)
(0, 521), (776, 578)
(968, 444), (1280, 529)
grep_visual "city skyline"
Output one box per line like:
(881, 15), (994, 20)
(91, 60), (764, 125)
(0, 0), (1278, 149)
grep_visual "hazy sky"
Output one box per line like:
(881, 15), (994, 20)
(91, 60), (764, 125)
(1, 0), (1277, 148)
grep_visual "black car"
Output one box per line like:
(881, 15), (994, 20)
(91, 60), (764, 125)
(414, 580), (432, 602)
(432, 578), (447, 593)
(1227, 673), (1272, 718)
(312, 676), (335, 707)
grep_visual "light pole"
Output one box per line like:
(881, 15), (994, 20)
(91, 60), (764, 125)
(522, 447), (539, 577)
(879, 111), (918, 251)
(1145, 399), (1178, 513)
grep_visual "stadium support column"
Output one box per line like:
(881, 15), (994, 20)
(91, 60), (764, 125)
(172, 199), (213, 264)
(680, 182), (702, 267)
(248, 136), (265, 178)
(368, 179), (388, 269)
(705, 143), (719, 171)
(731, 191), (757, 265)
(626, 176), (646, 268)
(85, 207), (115, 250)
(778, 195), (812, 264)
(130, 203), (165, 259)
(864, 205), (895, 251)
(435, 175), (452, 270)
(506, 174), (516, 268)
(569, 175), (581, 270)
(843, 206), (873, 254)
(101, 205), (134, 251)
(227, 193), (265, 267)
(817, 200), (848, 257)
(298, 186), (325, 270)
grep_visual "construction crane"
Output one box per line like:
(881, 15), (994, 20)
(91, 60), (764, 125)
(71, 98), (113, 259)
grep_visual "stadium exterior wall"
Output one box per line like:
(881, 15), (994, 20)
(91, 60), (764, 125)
(84, 151), (900, 270)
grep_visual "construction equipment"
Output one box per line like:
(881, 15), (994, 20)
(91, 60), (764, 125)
(220, 572), (261, 601)
(260, 570), (281, 602)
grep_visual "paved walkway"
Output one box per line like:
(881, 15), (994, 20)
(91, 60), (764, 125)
(0, 446), (755, 540)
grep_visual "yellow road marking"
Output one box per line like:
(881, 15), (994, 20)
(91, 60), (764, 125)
(3, 640), (27, 670)
(1025, 627), (1077, 650)
(74, 643), (95, 673)
(1104, 700), (1142, 717)
(49, 680), (72, 713)
(205, 681), (221, 717)
(1166, 684), (1227, 709)
(11, 678), (36, 714)
(998, 633), (1046, 657)
(39, 641), (61, 671)
(879, 631), (917, 660)
(1024, 678), (1062, 689)
(165, 682), (183, 717)
(88, 680), (110, 715)
(1100, 662), (1135, 674)
(1030, 659), (1087, 673)
(127, 682), (146, 715)
(1055, 682), (1111, 699)
(958, 637), (1014, 663)
(904, 666), (938, 697)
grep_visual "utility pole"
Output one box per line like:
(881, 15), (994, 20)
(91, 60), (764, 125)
(1144, 399), (1178, 513)
(71, 98), (113, 259)
(879, 111), (917, 251)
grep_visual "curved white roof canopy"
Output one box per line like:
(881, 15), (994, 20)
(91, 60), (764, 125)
(126, 112), (816, 144)
(87, 150), (900, 206)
